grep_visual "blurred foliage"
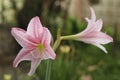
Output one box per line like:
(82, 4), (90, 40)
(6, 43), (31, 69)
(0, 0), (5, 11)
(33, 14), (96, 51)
(63, 17), (87, 34)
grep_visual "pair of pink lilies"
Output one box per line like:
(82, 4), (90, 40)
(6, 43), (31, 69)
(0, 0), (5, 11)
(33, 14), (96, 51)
(11, 8), (113, 76)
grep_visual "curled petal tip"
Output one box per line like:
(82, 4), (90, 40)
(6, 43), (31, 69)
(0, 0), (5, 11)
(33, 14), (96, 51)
(104, 50), (108, 54)
(90, 7), (93, 11)
(34, 16), (39, 18)
(13, 62), (17, 68)
(13, 58), (19, 68)
(109, 38), (113, 43)
(105, 35), (113, 43)
(11, 28), (17, 34)
(52, 54), (56, 60)
(105, 52), (108, 54)
(51, 51), (56, 60)
(95, 44), (108, 53)
(98, 18), (103, 23)
(28, 72), (33, 76)
(110, 37), (113, 42)
(90, 7), (96, 21)
(85, 17), (90, 22)
(11, 27), (26, 36)
(33, 16), (40, 20)
(30, 16), (41, 24)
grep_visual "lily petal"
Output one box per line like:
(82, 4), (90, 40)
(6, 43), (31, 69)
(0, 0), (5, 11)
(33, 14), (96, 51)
(78, 38), (108, 53)
(90, 7), (96, 21)
(85, 7), (96, 22)
(81, 23), (94, 35)
(85, 19), (103, 32)
(79, 32), (113, 44)
(95, 19), (103, 31)
(27, 16), (43, 40)
(91, 32), (113, 44)
(81, 19), (102, 35)
(11, 28), (36, 47)
(28, 59), (41, 76)
(82, 8), (98, 34)
(92, 43), (108, 53)
(13, 48), (33, 68)
(41, 27), (52, 45)
(44, 45), (56, 60)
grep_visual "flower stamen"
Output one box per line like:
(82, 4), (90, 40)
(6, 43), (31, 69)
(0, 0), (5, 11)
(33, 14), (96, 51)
(37, 43), (45, 51)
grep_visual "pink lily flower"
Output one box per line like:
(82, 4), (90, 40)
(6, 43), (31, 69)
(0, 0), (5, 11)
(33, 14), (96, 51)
(75, 8), (113, 53)
(11, 16), (56, 76)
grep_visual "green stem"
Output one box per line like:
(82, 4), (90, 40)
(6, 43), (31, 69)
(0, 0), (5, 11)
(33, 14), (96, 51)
(45, 28), (61, 80)
(60, 34), (78, 40)
(45, 60), (52, 80)
(53, 38), (61, 51)
(53, 28), (61, 51)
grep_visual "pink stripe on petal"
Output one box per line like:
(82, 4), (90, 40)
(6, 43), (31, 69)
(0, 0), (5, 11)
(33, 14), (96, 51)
(82, 8), (100, 34)
(93, 32), (113, 44)
(45, 46), (56, 60)
(80, 37), (112, 45)
(31, 48), (41, 58)
(78, 38), (96, 44)
(11, 28), (36, 47)
(41, 27), (52, 45)
(27, 16), (43, 39)
(40, 52), (51, 60)
(95, 19), (103, 31)
(78, 22), (95, 36)
(13, 48), (33, 68)
(45, 28), (52, 44)
(78, 32), (113, 44)
(26, 35), (39, 44)
(84, 19), (102, 34)
(28, 59), (41, 76)
(92, 32), (113, 44)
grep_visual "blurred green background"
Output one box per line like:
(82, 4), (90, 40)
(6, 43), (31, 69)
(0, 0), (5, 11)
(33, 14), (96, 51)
(0, 0), (120, 80)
